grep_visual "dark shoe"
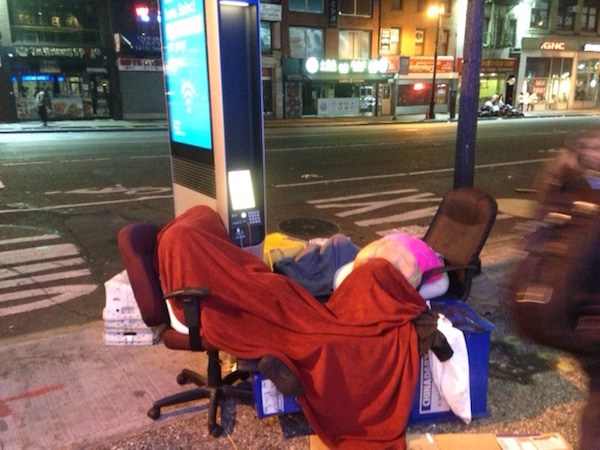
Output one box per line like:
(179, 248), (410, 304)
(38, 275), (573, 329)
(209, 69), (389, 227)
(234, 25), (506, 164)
(258, 355), (304, 397)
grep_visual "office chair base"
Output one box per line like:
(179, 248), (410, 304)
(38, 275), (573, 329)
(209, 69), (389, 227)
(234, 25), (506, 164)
(177, 368), (206, 386)
(147, 370), (255, 438)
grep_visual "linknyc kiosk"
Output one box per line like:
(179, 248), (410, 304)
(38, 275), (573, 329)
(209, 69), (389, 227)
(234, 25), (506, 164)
(159, 0), (266, 257)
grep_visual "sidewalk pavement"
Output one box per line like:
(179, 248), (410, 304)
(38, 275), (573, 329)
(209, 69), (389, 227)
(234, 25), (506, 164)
(1, 107), (599, 133)
(1, 112), (592, 449)
(0, 224), (589, 450)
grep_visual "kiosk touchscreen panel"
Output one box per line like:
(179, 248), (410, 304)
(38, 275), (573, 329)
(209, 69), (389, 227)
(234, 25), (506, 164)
(160, 0), (212, 151)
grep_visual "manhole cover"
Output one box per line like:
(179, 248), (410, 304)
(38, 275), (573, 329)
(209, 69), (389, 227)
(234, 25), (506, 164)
(279, 218), (339, 239)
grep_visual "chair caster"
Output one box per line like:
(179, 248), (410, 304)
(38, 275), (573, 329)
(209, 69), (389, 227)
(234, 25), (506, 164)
(147, 406), (161, 420)
(210, 424), (223, 437)
(176, 373), (188, 385)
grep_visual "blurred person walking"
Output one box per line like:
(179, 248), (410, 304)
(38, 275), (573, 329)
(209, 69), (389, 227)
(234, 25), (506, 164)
(512, 130), (600, 450)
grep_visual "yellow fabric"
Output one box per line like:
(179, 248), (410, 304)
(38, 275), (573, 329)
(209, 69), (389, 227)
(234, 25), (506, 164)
(262, 232), (307, 271)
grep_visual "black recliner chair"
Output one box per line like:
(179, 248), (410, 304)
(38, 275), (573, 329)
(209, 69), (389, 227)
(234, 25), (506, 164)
(418, 187), (498, 301)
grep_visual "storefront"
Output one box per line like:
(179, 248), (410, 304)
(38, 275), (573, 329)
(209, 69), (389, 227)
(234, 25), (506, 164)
(281, 57), (397, 118)
(5, 45), (114, 121)
(392, 56), (458, 116)
(518, 37), (600, 111)
(0, 0), (119, 122)
(477, 58), (518, 106)
(117, 57), (165, 120)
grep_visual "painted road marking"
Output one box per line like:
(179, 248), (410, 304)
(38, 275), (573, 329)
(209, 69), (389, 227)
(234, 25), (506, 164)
(275, 158), (551, 188)
(311, 190), (440, 218)
(0, 195), (173, 214)
(0, 229), (97, 317)
(308, 188), (513, 232)
(0, 257), (86, 280)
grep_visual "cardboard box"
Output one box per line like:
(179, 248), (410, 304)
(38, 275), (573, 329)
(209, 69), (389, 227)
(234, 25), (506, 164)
(408, 300), (494, 426)
(103, 328), (162, 345)
(103, 270), (161, 345)
(253, 371), (302, 419)
(104, 270), (138, 314)
(406, 432), (572, 450)
(311, 433), (572, 450)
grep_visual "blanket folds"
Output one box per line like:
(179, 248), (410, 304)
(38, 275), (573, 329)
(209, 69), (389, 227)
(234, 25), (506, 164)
(157, 206), (427, 449)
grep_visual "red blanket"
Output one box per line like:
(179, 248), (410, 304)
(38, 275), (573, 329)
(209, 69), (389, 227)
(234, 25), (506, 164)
(157, 206), (427, 449)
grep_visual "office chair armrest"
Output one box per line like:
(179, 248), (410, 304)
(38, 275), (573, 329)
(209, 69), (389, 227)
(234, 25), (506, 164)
(417, 264), (479, 290)
(163, 287), (210, 351)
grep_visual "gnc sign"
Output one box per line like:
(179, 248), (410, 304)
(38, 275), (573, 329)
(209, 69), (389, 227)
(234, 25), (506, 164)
(541, 41), (566, 50)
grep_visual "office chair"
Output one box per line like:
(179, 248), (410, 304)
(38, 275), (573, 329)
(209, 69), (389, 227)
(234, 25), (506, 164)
(418, 187), (498, 302)
(117, 221), (255, 437)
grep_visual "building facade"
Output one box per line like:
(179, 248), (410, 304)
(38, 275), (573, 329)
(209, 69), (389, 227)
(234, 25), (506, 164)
(3, 0), (599, 124)
(0, 0), (121, 123)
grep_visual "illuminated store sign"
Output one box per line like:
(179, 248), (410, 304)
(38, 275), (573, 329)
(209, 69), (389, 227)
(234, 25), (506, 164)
(584, 43), (600, 52)
(540, 41), (566, 50)
(14, 46), (102, 59)
(305, 57), (390, 75)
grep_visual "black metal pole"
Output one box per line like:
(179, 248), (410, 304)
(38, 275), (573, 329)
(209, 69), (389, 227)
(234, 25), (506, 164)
(454, 0), (484, 188)
(429, 11), (441, 120)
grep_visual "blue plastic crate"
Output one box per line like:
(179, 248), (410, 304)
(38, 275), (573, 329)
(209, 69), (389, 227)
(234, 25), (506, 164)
(407, 300), (495, 426)
(253, 371), (302, 419)
(253, 300), (494, 424)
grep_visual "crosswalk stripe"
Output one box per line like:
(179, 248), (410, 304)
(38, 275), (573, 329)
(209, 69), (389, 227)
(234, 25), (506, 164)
(0, 244), (80, 265)
(0, 257), (86, 280)
(0, 269), (91, 292)
(0, 234), (60, 246)
(0, 285), (97, 317)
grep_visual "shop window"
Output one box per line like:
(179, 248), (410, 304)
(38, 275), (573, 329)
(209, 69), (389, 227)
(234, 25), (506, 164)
(261, 21), (272, 54)
(340, 0), (372, 16)
(582, 1), (599, 32)
(8, 0), (101, 45)
(289, 27), (324, 58)
(557, 0), (577, 31)
(414, 28), (425, 56)
(525, 57), (551, 78)
(397, 83), (430, 106)
(550, 57), (572, 79)
(575, 60), (599, 101)
(289, 0), (324, 13)
(391, 0), (403, 10)
(530, 0), (549, 29)
(339, 30), (371, 59)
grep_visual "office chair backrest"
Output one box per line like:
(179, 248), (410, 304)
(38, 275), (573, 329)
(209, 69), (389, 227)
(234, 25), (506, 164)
(423, 187), (497, 299)
(117, 222), (168, 328)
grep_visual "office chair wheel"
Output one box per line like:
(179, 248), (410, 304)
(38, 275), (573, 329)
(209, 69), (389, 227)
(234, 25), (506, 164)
(210, 424), (223, 437)
(147, 406), (161, 420)
(176, 373), (189, 385)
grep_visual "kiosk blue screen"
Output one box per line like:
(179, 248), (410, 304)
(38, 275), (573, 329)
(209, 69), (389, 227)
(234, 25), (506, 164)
(160, 0), (212, 151)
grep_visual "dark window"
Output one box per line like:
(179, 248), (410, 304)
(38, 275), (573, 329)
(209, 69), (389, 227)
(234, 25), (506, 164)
(261, 21), (272, 54)
(289, 0), (324, 13)
(340, 0), (372, 16)
(582, 1), (600, 31)
(557, 0), (577, 30)
(530, 0), (549, 28)
(391, 0), (403, 10)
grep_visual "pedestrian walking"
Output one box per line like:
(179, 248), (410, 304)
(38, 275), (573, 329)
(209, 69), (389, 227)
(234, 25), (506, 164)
(512, 130), (600, 450)
(526, 93), (536, 111)
(35, 87), (48, 126)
